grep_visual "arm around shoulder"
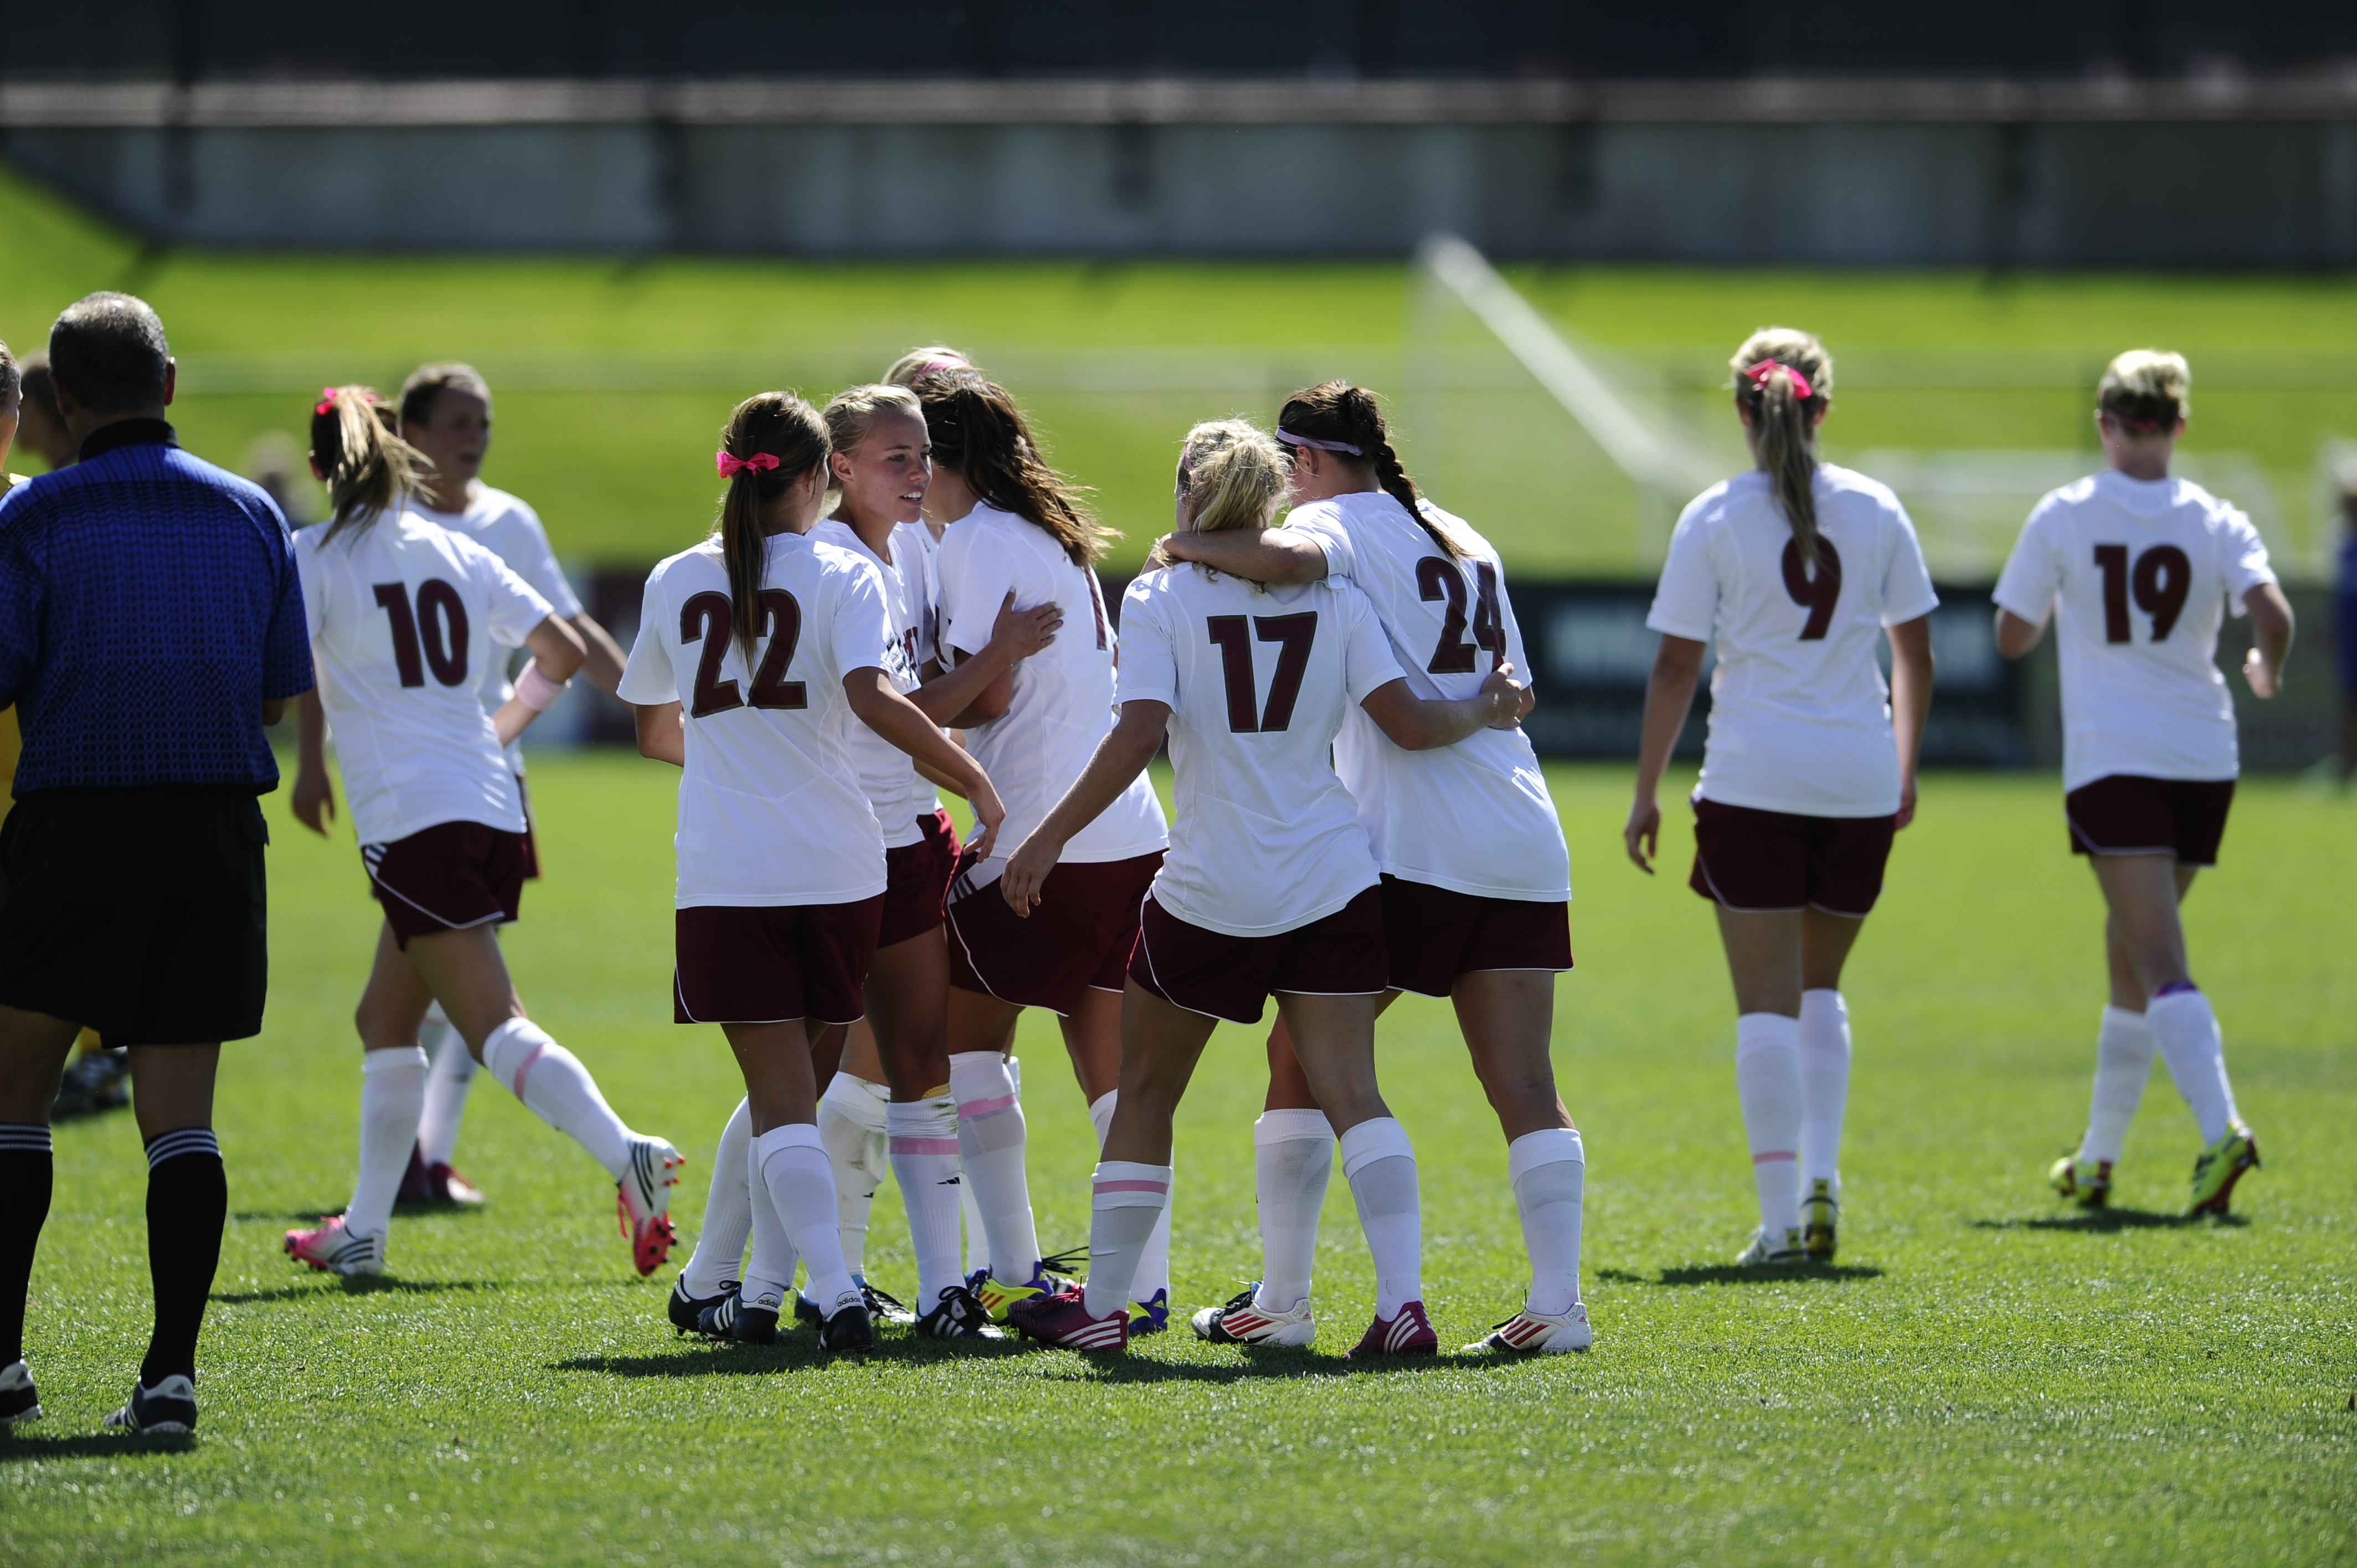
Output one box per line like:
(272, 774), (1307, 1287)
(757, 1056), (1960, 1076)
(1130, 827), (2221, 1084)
(1157, 527), (1327, 584)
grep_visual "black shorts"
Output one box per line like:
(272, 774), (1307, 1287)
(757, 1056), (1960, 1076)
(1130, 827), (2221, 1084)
(1129, 886), (1390, 1025)
(0, 786), (270, 1046)
(675, 898), (885, 1026)
(363, 821), (529, 950)
(945, 850), (1163, 1015)
(1689, 797), (1897, 918)
(1379, 875), (1573, 998)
(2066, 775), (2235, 867)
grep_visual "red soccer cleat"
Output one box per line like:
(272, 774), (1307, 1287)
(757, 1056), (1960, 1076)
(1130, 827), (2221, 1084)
(1006, 1287), (1130, 1353)
(1346, 1299), (1438, 1358)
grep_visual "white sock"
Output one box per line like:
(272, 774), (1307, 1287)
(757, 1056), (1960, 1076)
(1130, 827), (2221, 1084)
(950, 1050), (1041, 1281)
(753, 1125), (858, 1314)
(959, 1164), (988, 1277)
(1339, 1117), (1422, 1320)
(347, 1047), (428, 1240)
(1080, 1161), (1171, 1319)
(1507, 1127), (1584, 1316)
(2080, 1006), (2155, 1165)
(1736, 1013), (1804, 1237)
(1089, 1090), (1174, 1304)
(2147, 986), (2241, 1144)
(888, 1095), (966, 1310)
(481, 1018), (634, 1178)
(739, 1126), (799, 1309)
(679, 1098), (753, 1300)
(1797, 989), (1849, 1198)
(819, 1074), (891, 1281)
(1252, 1110), (1332, 1313)
(415, 1012), (475, 1169)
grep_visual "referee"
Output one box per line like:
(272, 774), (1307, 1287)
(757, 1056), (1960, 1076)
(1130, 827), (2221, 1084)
(0, 293), (313, 1437)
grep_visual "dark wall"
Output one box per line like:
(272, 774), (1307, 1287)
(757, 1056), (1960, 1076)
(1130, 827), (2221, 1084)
(7, 1), (2356, 84)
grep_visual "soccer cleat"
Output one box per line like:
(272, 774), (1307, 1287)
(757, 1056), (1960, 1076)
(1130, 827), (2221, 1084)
(2187, 1126), (2261, 1217)
(860, 1279), (915, 1327)
(1191, 1285), (1318, 1349)
(1346, 1299), (1438, 1359)
(1735, 1226), (1805, 1267)
(398, 1147), (486, 1206)
(1006, 1287), (1129, 1352)
(818, 1292), (878, 1354)
(698, 1287), (781, 1346)
(283, 1215), (384, 1277)
(0, 1360), (41, 1427)
(103, 1374), (196, 1437)
(1464, 1302), (1593, 1355)
(915, 1285), (1005, 1340)
(793, 1292), (825, 1330)
(2048, 1154), (2112, 1210)
(668, 1276), (737, 1335)
(51, 1049), (131, 1121)
(1127, 1288), (1171, 1337)
(615, 1136), (683, 1277)
(970, 1266), (1057, 1324)
(1802, 1179), (1840, 1260)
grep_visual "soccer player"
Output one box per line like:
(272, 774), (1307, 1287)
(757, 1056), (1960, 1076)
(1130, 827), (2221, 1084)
(1002, 420), (1526, 1355)
(1623, 329), (1937, 1267)
(913, 369), (1175, 1328)
(1995, 350), (2290, 1217)
(619, 391), (1006, 1350)
(1159, 382), (1592, 1355)
(388, 363), (634, 1209)
(282, 387), (681, 1280)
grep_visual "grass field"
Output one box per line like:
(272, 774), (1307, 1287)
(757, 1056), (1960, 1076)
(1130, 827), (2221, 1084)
(6, 164), (2357, 577)
(2, 756), (2350, 1566)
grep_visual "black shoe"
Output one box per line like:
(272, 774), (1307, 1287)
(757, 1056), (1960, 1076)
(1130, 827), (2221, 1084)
(0, 1360), (41, 1427)
(668, 1277), (737, 1334)
(818, 1296), (877, 1354)
(793, 1292), (825, 1330)
(697, 1288), (779, 1345)
(860, 1280), (915, 1327)
(916, 1285), (1005, 1340)
(52, 1050), (131, 1121)
(103, 1373), (196, 1436)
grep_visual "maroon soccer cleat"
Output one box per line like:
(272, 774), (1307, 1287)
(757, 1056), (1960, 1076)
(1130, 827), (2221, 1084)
(1346, 1299), (1438, 1358)
(1006, 1287), (1130, 1353)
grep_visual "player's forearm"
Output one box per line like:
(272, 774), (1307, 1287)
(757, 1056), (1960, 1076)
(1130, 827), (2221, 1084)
(1633, 638), (1705, 800)
(1888, 620), (1936, 785)
(297, 687), (329, 766)
(910, 642), (1013, 723)
(852, 673), (991, 797)
(1159, 529), (1326, 584)
(1026, 709), (1164, 853)
(2247, 582), (2296, 677)
(568, 613), (628, 698)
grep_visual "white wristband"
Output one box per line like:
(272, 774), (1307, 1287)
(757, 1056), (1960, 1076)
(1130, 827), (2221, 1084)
(514, 661), (570, 714)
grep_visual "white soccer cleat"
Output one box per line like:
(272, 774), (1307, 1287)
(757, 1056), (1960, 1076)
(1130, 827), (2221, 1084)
(283, 1215), (384, 1277)
(616, 1136), (683, 1278)
(1735, 1226), (1805, 1267)
(1190, 1284), (1318, 1348)
(1463, 1302), (1593, 1355)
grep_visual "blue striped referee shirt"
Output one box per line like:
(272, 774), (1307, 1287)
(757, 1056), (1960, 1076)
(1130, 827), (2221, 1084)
(0, 420), (314, 795)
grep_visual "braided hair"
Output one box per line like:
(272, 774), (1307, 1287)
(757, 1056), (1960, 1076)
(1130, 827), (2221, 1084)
(1275, 380), (1460, 560)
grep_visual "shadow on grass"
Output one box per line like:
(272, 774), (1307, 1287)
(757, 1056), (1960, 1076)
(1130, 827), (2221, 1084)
(1968, 1208), (2247, 1232)
(213, 1277), (498, 1304)
(554, 1340), (1461, 1383)
(0, 1431), (192, 1463)
(1595, 1263), (1885, 1287)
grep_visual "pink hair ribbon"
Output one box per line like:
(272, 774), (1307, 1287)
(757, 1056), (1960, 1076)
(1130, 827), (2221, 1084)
(314, 386), (339, 417)
(1744, 360), (1815, 401)
(716, 450), (783, 478)
(1275, 428), (1362, 456)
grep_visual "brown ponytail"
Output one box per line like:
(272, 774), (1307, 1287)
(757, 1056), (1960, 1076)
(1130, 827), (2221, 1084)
(1730, 328), (1834, 575)
(310, 385), (426, 545)
(715, 391), (830, 667)
(912, 369), (1113, 567)
(1275, 380), (1460, 560)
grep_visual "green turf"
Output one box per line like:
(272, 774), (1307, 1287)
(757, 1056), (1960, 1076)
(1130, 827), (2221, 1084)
(6, 164), (2356, 577)
(1, 755), (2350, 1565)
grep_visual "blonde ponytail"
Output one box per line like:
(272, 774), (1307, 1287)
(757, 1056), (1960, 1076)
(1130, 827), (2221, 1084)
(1730, 328), (1833, 575)
(310, 385), (426, 545)
(1151, 419), (1286, 576)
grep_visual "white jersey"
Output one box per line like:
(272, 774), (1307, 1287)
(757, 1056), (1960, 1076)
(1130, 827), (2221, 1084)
(937, 501), (1167, 885)
(406, 486), (584, 775)
(616, 532), (893, 908)
(295, 514), (552, 847)
(1648, 465), (1940, 818)
(1993, 470), (2274, 790)
(1117, 565), (1396, 937)
(1280, 492), (1569, 902)
(811, 517), (940, 847)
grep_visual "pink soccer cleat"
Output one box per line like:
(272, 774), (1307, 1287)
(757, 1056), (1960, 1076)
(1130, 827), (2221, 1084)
(1006, 1287), (1130, 1353)
(1346, 1299), (1438, 1358)
(616, 1136), (683, 1277)
(284, 1215), (384, 1277)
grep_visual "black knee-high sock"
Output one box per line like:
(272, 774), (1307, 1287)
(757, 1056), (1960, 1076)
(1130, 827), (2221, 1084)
(1, 1125), (55, 1368)
(140, 1127), (224, 1386)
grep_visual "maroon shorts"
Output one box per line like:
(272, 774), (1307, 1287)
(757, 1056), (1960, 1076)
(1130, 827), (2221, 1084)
(2067, 775), (2235, 866)
(1379, 875), (1573, 998)
(1130, 886), (1390, 1025)
(1688, 797), (1897, 918)
(515, 775), (541, 881)
(674, 898), (884, 1026)
(945, 850), (1163, 1015)
(363, 821), (528, 950)
(877, 807), (962, 949)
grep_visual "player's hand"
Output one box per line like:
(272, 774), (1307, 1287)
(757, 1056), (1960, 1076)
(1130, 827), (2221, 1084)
(1895, 776), (1918, 831)
(1623, 795), (1660, 874)
(1000, 832), (1059, 918)
(292, 762), (337, 837)
(1479, 661), (1525, 730)
(2242, 646), (2279, 699)
(964, 777), (1006, 864)
(991, 590), (1063, 663)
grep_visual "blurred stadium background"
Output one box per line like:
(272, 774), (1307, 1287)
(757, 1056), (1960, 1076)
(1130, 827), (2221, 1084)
(2, 0), (2350, 767)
